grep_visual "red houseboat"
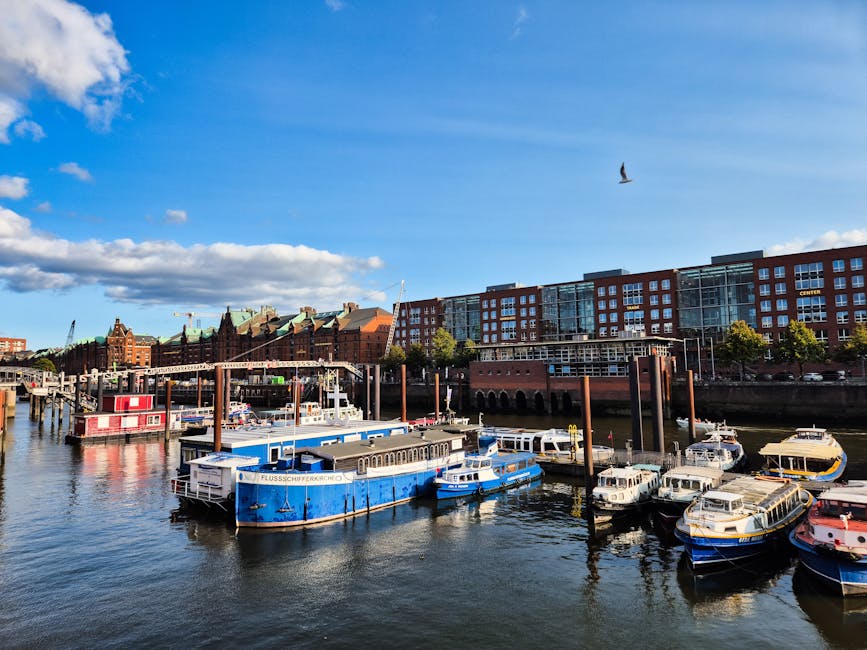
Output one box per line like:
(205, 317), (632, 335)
(66, 394), (178, 445)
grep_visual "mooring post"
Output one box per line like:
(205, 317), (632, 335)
(97, 372), (104, 411)
(294, 377), (301, 427)
(581, 376), (595, 517)
(365, 365), (371, 420)
(0, 390), (6, 437)
(687, 369), (697, 444)
(164, 379), (173, 440)
(401, 364), (407, 423)
(649, 353), (665, 453)
(374, 364), (381, 421)
(74, 375), (80, 414)
(224, 368), (232, 420)
(213, 365), (223, 453)
(628, 355), (644, 451)
(196, 374), (202, 409)
(434, 372), (440, 422)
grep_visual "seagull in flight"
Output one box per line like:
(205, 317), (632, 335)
(618, 163), (633, 184)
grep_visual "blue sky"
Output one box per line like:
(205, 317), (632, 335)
(1, 1), (866, 350)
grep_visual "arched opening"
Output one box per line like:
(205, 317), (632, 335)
(475, 391), (486, 411)
(550, 392), (560, 414)
(534, 392), (546, 413)
(487, 391), (497, 411)
(515, 390), (527, 412)
(562, 392), (573, 414)
(498, 391), (510, 411)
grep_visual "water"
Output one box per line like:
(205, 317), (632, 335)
(1, 408), (866, 648)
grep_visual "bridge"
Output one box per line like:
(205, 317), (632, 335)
(0, 360), (364, 414)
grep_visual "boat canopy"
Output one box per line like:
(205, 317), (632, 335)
(759, 442), (841, 460)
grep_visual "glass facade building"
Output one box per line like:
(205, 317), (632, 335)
(442, 295), (480, 343)
(677, 263), (756, 341)
(540, 282), (596, 341)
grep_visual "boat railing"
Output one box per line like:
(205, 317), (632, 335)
(170, 476), (231, 510)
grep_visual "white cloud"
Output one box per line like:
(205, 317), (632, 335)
(35, 201), (51, 213)
(767, 229), (867, 256)
(510, 6), (529, 40)
(12, 119), (45, 141)
(163, 209), (187, 224)
(0, 175), (29, 199)
(0, 0), (130, 142)
(58, 162), (93, 182)
(0, 206), (384, 306)
(325, 0), (346, 12)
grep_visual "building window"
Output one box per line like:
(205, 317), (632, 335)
(777, 315), (789, 327)
(855, 293), (866, 306)
(609, 299), (617, 309)
(839, 328), (851, 340)
(662, 293), (671, 305)
(483, 335), (489, 343)
(855, 310), (867, 323)
(758, 268), (770, 280)
(775, 282), (786, 294)
(650, 309), (659, 320)
(520, 307), (527, 317)
(834, 277), (847, 290)
(650, 324), (660, 334)
(650, 295), (659, 306)
(796, 296), (827, 323)
(853, 275), (865, 288)
(483, 323), (489, 332)
(529, 319), (536, 328)
(482, 300), (488, 309)
(760, 300), (771, 312)
(661, 279), (671, 290)
(833, 259), (845, 273)
(598, 300), (606, 310)
(794, 262), (824, 290)
(852, 258), (864, 271)
(663, 308), (673, 319)
(775, 266), (786, 279)
(759, 284), (770, 296)
(837, 311), (849, 324)
(610, 313), (618, 323)
(815, 329), (828, 342)
(776, 299), (788, 311)
(529, 307), (536, 316)
(491, 322), (497, 331)
(649, 280), (658, 291)
(663, 322), (673, 334)
(610, 326), (619, 336)
(761, 316), (772, 328)
(520, 319), (527, 329)
(836, 294), (848, 307)
(529, 295), (536, 303)
(599, 313), (607, 324)
(598, 327), (607, 337)
(598, 287), (605, 297)
(520, 295), (527, 305)
(608, 285), (617, 296)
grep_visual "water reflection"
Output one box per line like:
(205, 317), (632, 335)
(677, 552), (794, 619)
(793, 566), (867, 649)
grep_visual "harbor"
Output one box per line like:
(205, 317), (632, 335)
(1, 405), (866, 648)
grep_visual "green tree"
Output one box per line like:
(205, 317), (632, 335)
(406, 343), (429, 378)
(380, 345), (406, 374)
(835, 323), (867, 377)
(32, 357), (57, 373)
(454, 339), (478, 368)
(716, 320), (766, 380)
(431, 328), (457, 369)
(774, 320), (826, 376)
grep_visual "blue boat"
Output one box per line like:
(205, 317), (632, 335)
(758, 427), (847, 482)
(790, 483), (867, 596)
(674, 475), (813, 569)
(433, 435), (543, 499)
(234, 428), (471, 528)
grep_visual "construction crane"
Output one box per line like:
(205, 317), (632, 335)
(172, 311), (221, 329)
(65, 320), (76, 348)
(384, 280), (405, 355)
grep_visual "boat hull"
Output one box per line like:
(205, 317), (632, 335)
(235, 469), (439, 528)
(790, 531), (867, 596)
(674, 524), (796, 569)
(435, 465), (542, 500)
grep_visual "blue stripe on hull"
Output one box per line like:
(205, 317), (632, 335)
(236, 470), (438, 528)
(674, 527), (790, 568)
(790, 531), (867, 596)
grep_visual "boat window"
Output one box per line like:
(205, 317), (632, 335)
(702, 497), (728, 512)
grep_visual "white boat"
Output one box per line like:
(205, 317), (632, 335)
(675, 475), (813, 568)
(487, 426), (615, 463)
(790, 483), (867, 595)
(684, 426), (747, 472)
(591, 464), (661, 523)
(653, 465), (725, 520)
(676, 417), (722, 433)
(759, 426), (847, 482)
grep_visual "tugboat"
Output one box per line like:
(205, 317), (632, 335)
(434, 435), (542, 499)
(790, 483), (867, 595)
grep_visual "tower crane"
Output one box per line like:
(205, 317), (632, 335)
(384, 280), (405, 355)
(65, 320), (76, 348)
(172, 311), (221, 329)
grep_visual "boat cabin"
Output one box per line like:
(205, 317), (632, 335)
(699, 491), (744, 514)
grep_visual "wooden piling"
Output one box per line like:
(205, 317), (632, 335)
(196, 375), (202, 408)
(213, 365), (223, 453)
(164, 380), (173, 440)
(581, 376), (595, 516)
(687, 369), (697, 444)
(401, 365), (407, 423)
(649, 354), (665, 452)
(97, 372), (104, 411)
(434, 373), (440, 422)
(628, 356), (644, 451)
(224, 369), (232, 420)
(374, 364), (381, 421)
(0, 390), (6, 437)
